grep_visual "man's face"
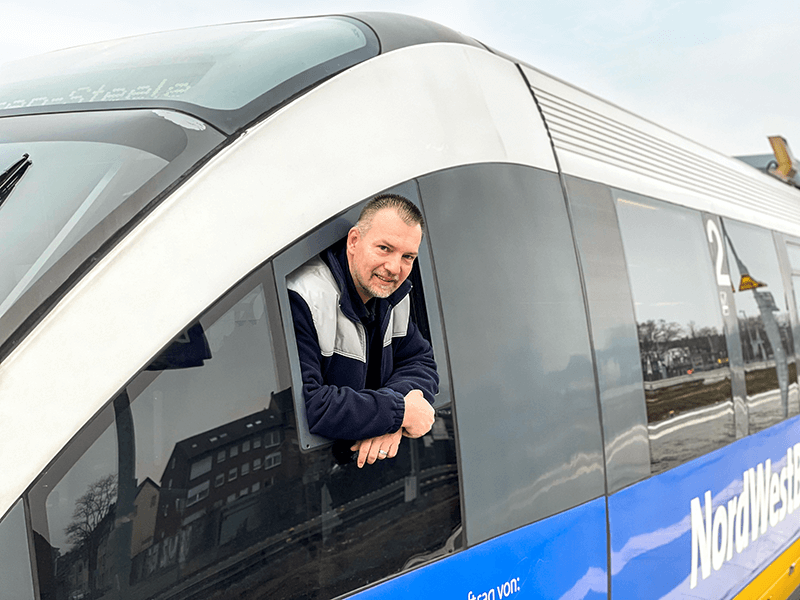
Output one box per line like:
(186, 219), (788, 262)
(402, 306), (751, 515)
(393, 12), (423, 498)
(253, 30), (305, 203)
(346, 208), (422, 304)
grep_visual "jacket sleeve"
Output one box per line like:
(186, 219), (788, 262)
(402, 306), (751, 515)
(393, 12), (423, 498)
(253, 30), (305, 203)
(383, 320), (439, 404)
(289, 290), (406, 440)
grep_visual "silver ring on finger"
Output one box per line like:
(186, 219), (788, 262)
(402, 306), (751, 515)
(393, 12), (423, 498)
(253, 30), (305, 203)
(378, 449), (388, 457)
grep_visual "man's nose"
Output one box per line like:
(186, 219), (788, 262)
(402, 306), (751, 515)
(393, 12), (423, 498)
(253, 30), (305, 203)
(384, 254), (401, 274)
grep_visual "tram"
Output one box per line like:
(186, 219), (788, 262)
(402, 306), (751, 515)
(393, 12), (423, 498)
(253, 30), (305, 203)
(2, 12), (800, 600)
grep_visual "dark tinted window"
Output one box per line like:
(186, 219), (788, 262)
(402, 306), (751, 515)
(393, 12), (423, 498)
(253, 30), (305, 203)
(0, 500), (35, 600)
(724, 219), (798, 432)
(29, 260), (460, 599)
(615, 194), (734, 473)
(564, 176), (650, 492)
(419, 163), (604, 544)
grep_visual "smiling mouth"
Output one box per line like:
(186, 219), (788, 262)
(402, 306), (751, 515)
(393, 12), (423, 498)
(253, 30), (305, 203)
(374, 274), (397, 285)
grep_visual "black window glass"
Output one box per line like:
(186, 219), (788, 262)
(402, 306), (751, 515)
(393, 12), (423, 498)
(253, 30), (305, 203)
(724, 220), (797, 432)
(0, 500), (35, 600)
(615, 194), (734, 473)
(28, 263), (460, 599)
(419, 163), (604, 544)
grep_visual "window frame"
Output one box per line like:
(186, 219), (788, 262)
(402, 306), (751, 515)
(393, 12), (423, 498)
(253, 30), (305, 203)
(273, 180), (453, 452)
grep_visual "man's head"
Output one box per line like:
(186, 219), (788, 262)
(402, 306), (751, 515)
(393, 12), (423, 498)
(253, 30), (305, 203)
(346, 194), (424, 304)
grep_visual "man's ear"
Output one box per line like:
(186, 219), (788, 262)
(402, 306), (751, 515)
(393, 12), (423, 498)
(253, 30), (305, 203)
(346, 226), (360, 252)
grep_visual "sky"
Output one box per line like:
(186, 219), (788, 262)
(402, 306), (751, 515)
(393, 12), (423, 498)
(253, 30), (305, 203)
(2, 0), (799, 158)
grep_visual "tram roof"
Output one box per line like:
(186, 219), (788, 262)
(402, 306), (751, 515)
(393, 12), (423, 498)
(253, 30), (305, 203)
(0, 13), (483, 135)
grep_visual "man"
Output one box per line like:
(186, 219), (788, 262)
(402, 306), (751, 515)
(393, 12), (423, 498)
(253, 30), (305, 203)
(288, 194), (437, 468)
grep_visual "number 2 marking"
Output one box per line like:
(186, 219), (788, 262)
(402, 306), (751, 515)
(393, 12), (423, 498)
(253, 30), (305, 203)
(707, 219), (732, 288)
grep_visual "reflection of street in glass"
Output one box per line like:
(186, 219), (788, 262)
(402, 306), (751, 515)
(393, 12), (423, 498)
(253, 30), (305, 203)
(645, 372), (732, 423)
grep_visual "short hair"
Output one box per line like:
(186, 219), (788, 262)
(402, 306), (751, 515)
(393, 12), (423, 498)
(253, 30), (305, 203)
(355, 193), (424, 234)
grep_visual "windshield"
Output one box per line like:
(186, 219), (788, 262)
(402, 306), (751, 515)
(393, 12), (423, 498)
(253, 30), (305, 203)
(0, 17), (378, 133)
(0, 110), (224, 348)
(0, 142), (164, 315)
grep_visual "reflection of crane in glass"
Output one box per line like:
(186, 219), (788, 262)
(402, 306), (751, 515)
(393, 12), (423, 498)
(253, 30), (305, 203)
(723, 221), (789, 416)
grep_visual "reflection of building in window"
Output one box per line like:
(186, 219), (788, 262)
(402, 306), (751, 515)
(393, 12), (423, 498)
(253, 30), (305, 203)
(189, 455), (212, 479)
(125, 397), (460, 597)
(264, 451), (282, 470)
(131, 478), (160, 556)
(265, 430), (280, 448)
(138, 407), (291, 580)
(57, 489), (117, 599)
(186, 480), (210, 507)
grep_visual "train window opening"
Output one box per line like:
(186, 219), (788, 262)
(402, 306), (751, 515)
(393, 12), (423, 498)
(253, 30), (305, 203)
(274, 181), (455, 451)
(724, 219), (798, 432)
(273, 182), (462, 588)
(615, 194), (736, 473)
(27, 200), (461, 599)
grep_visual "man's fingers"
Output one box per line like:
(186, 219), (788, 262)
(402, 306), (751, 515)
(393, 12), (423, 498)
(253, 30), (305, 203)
(366, 440), (383, 465)
(388, 440), (399, 458)
(353, 432), (402, 467)
(357, 441), (372, 468)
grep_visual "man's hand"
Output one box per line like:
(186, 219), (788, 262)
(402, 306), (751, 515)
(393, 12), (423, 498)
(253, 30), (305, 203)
(351, 430), (402, 468)
(401, 389), (435, 438)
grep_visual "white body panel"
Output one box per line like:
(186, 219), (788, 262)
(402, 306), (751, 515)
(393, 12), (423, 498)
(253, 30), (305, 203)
(522, 64), (800, 237)
(0, 43), (554, 518)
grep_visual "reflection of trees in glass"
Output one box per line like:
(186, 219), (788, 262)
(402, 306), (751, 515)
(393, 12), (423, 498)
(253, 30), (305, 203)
(65, 474), (118, 549)
(638, 320), (727, 382)
(61, 473), (118, 596)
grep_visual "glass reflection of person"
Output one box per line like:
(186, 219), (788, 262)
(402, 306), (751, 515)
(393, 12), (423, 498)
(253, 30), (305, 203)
(288, 195), (438, 468)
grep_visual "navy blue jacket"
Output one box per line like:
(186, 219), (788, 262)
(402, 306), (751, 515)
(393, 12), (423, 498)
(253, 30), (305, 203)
(287, 243), (438, 440)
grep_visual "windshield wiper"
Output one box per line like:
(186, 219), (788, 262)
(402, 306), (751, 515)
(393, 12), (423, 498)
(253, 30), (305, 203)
(0, 153), (32, 210)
